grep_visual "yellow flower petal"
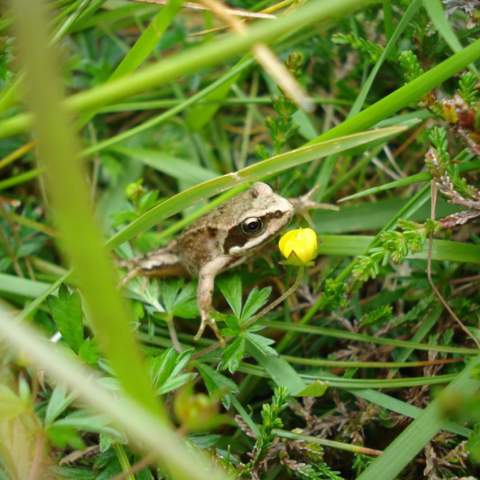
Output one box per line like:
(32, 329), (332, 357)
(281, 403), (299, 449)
(278, 228), (318, 266)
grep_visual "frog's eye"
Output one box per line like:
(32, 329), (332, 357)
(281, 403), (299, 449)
(241, 217), (264, 236)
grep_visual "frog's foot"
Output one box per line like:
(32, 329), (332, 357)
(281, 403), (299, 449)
(289, 187), (339, 216)
(118, 266), (140, 288)
(195, 312), (225, 346)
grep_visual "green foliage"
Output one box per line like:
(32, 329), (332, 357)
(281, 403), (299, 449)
(1, 1), (480, 478)
(332, 33), (383, 63)
(458, 72), (480, 105)
(149, 348), (196, 395)
(240, 386), (289, 476)
(352, 220), (429, 282)
(218, 276), (273, 373)
(398, 50), (424, 82)
(47, 285), (85, 353)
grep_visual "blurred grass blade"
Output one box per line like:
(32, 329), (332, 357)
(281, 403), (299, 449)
(0, 305), (231, 480)
(10, 0), (161, 416)
(0, 273), (51, 298)
(112, 146), (217, 183)
(186, 58), (247, 130)
(357, 357), (480, 480)
(107, 126), (405, 248)
(0, 0), (381, 138)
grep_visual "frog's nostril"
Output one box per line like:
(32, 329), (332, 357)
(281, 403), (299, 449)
(274, 210), (283, 218)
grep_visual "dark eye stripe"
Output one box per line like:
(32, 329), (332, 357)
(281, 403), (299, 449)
(223, 212), (280, 253)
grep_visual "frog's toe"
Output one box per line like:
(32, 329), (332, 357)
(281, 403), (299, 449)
(195, 314), (224, 346)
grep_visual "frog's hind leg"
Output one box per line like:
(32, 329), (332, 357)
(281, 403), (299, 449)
(118, 244), (187, 286)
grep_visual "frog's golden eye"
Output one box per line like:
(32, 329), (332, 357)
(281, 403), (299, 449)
(241, 217), (264, 236)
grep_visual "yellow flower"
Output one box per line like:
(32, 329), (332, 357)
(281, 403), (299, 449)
(278, 228), (318, 266)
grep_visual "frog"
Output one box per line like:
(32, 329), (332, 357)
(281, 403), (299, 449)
(122, 182), (330, 343)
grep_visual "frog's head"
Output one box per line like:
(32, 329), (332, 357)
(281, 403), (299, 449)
(224, 182), (294, 256)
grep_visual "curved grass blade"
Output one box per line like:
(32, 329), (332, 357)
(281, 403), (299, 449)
(107, 126), (405, 248)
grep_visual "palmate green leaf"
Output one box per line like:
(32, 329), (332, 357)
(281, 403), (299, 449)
(44, 384), (75, 425)
(218, 276), (243, 320)
(221, 336), (245, 374)
(196, 363), (239, 408)
(241, 287), (272, 323)
(52, 410), (123, 440)
(246, 332), (278, 357)
(47, 285), (84, 352)
(46, 424), (85, 450)
(135, 278), (199, 320)
(150, 348), (195, 395)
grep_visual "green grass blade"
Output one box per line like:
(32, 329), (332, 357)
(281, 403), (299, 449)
(263, 320), (478, 355)
(0, 273), (51, 298)
(110, 0), (182, 80)
(185, 58), (247, 130)
(82, 58), (254, 156)
(352, 388), (471, 437)
(11, 0), (161, 416)
(316, 234), (480, 264)
(357, 357), (480, 480)
(246, 338), (306, 395)
(112, 146), (217, 183)
(339, 158), (480, 201)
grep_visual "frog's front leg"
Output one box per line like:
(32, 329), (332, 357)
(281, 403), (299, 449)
(289, 187), (339, 215)
(195, 256), (232, 345)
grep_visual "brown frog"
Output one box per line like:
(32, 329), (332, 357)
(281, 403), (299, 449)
(123, 182), (327, 342)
